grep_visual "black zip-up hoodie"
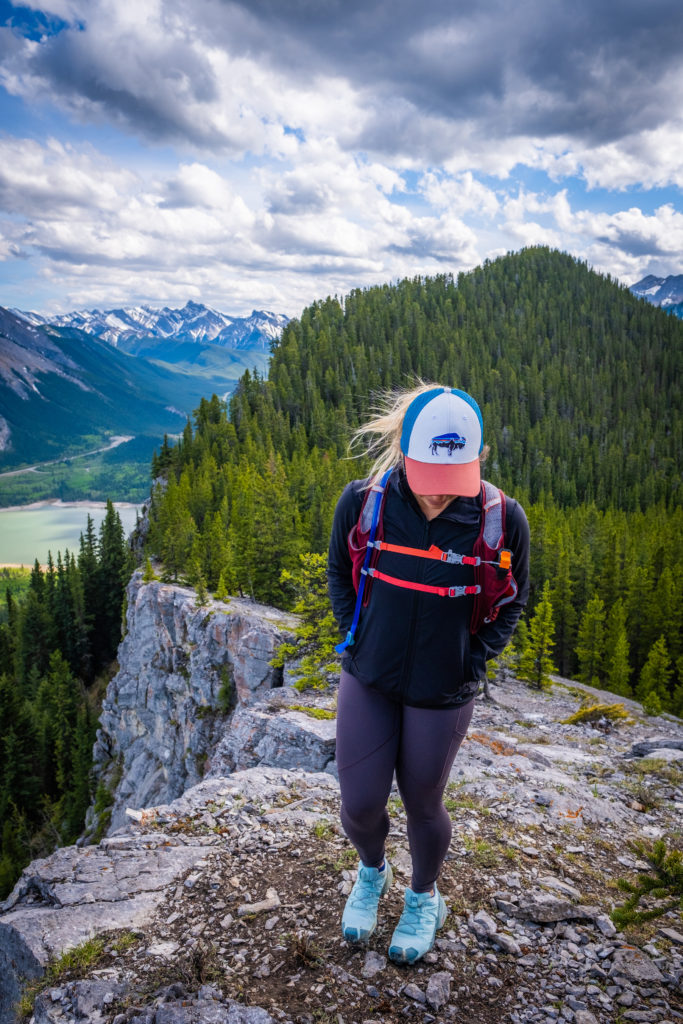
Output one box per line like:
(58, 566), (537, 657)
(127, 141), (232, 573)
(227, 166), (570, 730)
(327, 466), (530, 708)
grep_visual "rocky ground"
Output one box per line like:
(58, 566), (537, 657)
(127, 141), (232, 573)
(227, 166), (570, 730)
(3, 673), (683, 1024)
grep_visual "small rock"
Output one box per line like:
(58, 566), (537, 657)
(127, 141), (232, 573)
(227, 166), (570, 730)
(574, 1012), (599, 1024)
(659, 926), (683, 945)
(539, 875), (582, 900)
(473, 909), (497, 935)
(237, 887), (281, 916)
(594, 914), (617, 937)
(493, 932), (522, 956)
(515, 890), (575, 923)
(609, 947), (664, 984)
(362, 951), (387, 979)
(426, 971), (451, 1011)
(534, 791), (553, 806)
(403, 983), (426, 1003)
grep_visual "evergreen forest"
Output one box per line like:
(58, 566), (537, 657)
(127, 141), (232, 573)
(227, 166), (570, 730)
(0, 502), (133, 896)
(146, 248), (682, 713)
(1, 246), (681, 898)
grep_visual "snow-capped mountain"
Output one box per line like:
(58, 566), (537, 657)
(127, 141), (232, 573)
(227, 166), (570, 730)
(16, 301), (289, 351)
(630, 274), (683, 311)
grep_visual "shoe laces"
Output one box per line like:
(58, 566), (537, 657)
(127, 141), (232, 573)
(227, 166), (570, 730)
(397, 892), (435, 934)
(347, 867), (384, 910)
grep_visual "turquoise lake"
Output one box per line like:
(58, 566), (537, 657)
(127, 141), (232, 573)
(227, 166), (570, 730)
(0, 503), (143, 566)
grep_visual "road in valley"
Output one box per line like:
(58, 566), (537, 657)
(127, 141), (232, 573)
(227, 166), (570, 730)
(0, 436), (134, 478)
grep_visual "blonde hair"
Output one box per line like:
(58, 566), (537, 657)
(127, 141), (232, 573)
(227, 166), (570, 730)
(350, 381), (489, 488)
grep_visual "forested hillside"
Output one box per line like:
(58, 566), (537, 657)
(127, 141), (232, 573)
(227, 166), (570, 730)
(0, 503), (132, 896)
(147, 248), (682, 714)
(3, 247), (680, 901)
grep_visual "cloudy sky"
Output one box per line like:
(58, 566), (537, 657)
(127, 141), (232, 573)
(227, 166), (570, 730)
(1, 0), (683, 317)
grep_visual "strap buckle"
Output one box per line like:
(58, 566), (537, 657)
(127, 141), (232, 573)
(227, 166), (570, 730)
(441, 549), (462, 564)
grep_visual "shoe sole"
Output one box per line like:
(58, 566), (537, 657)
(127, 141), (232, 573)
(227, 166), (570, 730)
(388, 895), (447, 964)
(341, 864), (393, 944)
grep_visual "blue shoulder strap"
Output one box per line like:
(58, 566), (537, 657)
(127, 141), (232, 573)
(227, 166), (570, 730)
(335, 468), (393, 654)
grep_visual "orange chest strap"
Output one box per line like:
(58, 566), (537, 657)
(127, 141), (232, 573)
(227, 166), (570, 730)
(368, 540), (511, 570)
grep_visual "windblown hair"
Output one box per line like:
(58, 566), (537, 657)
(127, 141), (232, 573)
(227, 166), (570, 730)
(350, 381), (488, 489)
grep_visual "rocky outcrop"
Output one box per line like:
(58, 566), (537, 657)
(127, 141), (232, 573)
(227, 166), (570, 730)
(207, 688), (336, 775)
(91, 574), (298, 834)
(3, 572), (683, 1023)
(0, 767), (337, 1024)
(0, 834), (211, 1024)
(2, 733), (683, 1024)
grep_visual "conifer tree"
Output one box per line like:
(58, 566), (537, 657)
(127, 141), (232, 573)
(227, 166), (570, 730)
(550, 540), (576, 676)
(576, 594), (606, 687)
(15, 590), (54, 689)
(637, 636), (673, 712)
(605, 600), (632, 697)
(518, 581), (556, 690)
(97, 501), (131, 662)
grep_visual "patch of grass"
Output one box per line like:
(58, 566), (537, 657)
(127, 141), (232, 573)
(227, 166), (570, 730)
(287, 704), (336, 720)
(111, 932), (139, 953)
(444, 787), (491, 815)
(332, 847), (357, 871)
(463, 835), (500, 869)
(312, 819), (335, 840)
(289, 930), (326, 968)
(624, 780), (662, 811)
(561, 702), (632, 726)
(624, 758), (683, 788)
(16, 938), (107, 1020)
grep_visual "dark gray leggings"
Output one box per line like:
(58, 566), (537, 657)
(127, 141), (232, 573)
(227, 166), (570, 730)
(336, 669), (475, 893)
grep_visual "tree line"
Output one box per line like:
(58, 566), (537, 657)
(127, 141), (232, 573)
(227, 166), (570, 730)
(2, 246), (681, 896)
(0, 502), (132, 897)
(147, 249), (682, 714)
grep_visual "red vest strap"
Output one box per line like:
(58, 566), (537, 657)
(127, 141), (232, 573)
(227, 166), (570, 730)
(366, 567), (480, 599)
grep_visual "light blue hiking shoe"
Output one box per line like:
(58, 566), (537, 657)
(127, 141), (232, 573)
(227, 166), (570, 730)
(388, 885), (447, 964)
(341, 861), (393, 943)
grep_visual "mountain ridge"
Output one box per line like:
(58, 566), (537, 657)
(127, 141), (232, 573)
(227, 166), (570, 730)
(0, 308), (269, 469)
(630, 273), (683, 315)
(15, 301), (290, 352)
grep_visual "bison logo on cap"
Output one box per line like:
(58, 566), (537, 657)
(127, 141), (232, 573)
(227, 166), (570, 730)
(430, 432), (466, 456)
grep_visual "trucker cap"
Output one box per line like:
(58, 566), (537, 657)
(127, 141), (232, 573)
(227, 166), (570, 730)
(400, 387), (483, 497)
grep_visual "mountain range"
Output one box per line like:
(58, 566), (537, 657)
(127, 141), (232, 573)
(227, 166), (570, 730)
(0, 304), (280, 469)
(15, 302), (289, 352)
(630, 273), (683, 316)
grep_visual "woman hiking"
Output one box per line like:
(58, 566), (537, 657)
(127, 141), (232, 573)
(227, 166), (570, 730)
(327, 384), (530, 964)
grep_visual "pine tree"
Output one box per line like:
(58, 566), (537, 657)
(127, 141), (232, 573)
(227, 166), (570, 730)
(605, 600), (631, 697)
(97, 501), (130, 663)
(576, 595), (606, 687)
(550, 539), (576, 676)
(518, 582), (556, 690)
(637, 636), (673, 712)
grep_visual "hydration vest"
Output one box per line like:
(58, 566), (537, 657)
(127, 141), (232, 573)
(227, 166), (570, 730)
(336, 469), (518, 654)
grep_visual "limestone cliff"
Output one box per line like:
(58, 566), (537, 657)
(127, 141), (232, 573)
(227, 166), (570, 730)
(90, 573), (303, 834)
